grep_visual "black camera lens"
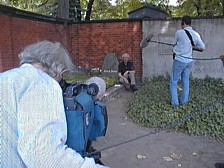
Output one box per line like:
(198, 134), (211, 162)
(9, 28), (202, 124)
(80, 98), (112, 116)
(87, 83), (99, 96)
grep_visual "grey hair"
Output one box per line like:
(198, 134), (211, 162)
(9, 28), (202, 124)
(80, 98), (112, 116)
(19, 40), (76, 79)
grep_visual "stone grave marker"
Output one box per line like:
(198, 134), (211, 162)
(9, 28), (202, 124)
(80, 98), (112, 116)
(102, 53), (119, 75)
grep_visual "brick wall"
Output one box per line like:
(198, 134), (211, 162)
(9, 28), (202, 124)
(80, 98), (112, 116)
(0, 16), (69, 72)
(0, 5), (143, 78)
(71, 21), (142, 77)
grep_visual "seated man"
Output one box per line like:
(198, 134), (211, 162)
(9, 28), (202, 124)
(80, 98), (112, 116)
(118, 53), (138, 92)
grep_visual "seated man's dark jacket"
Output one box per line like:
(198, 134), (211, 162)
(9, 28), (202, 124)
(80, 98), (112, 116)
(118, 61), (134, 75)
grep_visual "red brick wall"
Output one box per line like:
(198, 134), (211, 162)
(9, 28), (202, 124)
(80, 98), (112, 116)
(0, 15), (70, 72)
(0, 14), (142, 77)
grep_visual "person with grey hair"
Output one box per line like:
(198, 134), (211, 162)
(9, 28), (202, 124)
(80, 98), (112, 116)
(0, 40), (109, 168)
(118, 53), (138, 92)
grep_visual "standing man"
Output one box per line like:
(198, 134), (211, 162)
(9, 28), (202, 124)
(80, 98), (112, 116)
(170, 15), (205, 106)
(214, 55), (224, 168)
(118, 53), (138, 92)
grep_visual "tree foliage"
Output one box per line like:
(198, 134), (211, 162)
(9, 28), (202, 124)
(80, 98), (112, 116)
(80, 0), (143, 20)
(0, 0), (223, 20)
(174, 0), (224, 17)
(0, 0), (58, 16)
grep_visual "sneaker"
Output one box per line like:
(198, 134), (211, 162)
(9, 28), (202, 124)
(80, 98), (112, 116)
(170, 102), (179, 106)
(131, 85), (138, 92)
(215, 163), (224, 168)
(123, 83), (130, 90)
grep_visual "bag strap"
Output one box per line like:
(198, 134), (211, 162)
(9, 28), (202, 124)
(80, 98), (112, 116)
(184, 29), (195, 46)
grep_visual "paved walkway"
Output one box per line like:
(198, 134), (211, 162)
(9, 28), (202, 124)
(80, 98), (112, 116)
(93, 88), (224, 168)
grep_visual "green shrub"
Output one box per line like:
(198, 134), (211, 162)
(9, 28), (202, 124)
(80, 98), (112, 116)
(127, 76), (224, 140)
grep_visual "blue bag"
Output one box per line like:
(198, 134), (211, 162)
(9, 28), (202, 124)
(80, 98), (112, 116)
(62, 82), (108, 156)
(89, 101), (108, 141)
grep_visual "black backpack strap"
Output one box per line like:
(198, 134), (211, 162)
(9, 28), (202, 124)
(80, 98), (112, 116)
(184, 29), (195, 46)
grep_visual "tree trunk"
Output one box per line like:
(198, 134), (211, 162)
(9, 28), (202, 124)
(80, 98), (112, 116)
(58, 0), (70, 19)
(75, 0), (82, 20)
(194, 0), (202, 16)
(85, 0), (94, 21)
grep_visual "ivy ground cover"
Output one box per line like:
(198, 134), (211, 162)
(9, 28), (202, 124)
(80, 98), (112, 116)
(127, 76), (224, 140)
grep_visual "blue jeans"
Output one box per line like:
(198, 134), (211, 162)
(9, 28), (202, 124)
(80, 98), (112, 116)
(170, 60), (193, 106)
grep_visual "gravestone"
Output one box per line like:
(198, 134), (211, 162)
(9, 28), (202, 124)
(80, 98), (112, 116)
(102, 53), (119, 75)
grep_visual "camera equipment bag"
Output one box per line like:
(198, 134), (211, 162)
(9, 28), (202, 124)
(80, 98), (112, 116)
(62, 82), (108, 156)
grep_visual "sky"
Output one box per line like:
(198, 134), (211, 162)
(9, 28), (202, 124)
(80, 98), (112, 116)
(167, 0), (178, 6)
(110, 0), (178, 6)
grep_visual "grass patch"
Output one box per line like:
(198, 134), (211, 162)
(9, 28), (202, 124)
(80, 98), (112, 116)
(127, 76), (224, 140)
(63, 72), (118, 89)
